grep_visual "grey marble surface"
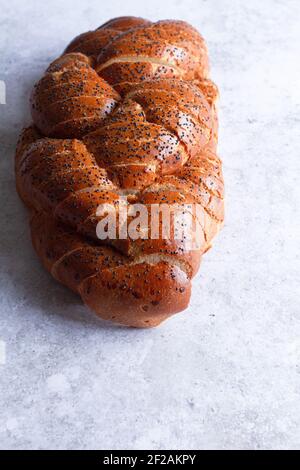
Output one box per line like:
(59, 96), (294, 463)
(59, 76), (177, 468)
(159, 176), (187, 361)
(0, 0), (299, 450)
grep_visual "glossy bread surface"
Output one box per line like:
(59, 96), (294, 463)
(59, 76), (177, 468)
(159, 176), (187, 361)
(15, 16), (224, 327)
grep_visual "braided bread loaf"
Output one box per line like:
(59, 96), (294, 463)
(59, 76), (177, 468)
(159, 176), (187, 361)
(15, 16), (224, 327)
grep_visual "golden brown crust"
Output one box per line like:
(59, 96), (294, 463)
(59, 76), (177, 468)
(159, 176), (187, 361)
(15, 16), (224, 327)
(65, 17), (152, 60)
(96, 20), (209, 86)
(30, 54), (120, 138)
(98, 16), (152, 32)
(65, 30), (121, 59)
(30, 211), (191, 328)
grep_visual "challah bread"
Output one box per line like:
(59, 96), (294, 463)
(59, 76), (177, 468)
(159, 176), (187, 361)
(16, 16), (224, 327)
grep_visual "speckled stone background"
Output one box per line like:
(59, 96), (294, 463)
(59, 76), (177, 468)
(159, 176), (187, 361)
(0, 0), (299, 450)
